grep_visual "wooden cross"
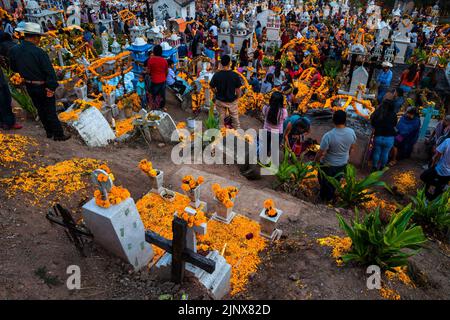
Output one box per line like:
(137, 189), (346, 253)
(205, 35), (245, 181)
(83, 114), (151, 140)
(145, 216), (215, 284)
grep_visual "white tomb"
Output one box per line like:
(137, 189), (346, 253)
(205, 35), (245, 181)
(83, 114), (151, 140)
(82, 171), (153, 271)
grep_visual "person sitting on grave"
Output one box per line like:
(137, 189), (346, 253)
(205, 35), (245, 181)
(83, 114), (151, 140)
(376, 61), (393, 104)
(399, 63), (420, 93)
(420, 136), (450, 201)
(166, 59), (187, 102)
(425, 115), (450, 164)
(389, 107), (421, 166)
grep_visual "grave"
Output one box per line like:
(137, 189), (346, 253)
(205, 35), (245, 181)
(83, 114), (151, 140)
(148, 214), (231, 299)
(70, 107), (116, 147)
(133, 110), (179, 143)
(82, 170), (153, 271)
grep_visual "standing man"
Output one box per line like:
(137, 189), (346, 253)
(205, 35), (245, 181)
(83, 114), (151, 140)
(146, 44), (168, 110)
(9, 22), (70, 140)
(315, 110), (356, 202)
(209, 55), (242, 129)
(376, 61), (393, 104)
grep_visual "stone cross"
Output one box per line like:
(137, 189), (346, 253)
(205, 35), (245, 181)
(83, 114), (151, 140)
(419, 102), (440, 139)
(182, 207), (207, 252)
(91, 169), (113, 200)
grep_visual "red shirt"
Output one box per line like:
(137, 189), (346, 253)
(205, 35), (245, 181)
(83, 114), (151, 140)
(147, 56), (168, 84)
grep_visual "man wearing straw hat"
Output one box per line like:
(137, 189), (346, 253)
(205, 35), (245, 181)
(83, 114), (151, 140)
(376, 61), (393, 104)
(9, 22), (70, 141)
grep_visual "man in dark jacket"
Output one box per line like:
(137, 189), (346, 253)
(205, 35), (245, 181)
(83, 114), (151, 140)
(9, 22), (70, 140)
(0, 31), (21, 130)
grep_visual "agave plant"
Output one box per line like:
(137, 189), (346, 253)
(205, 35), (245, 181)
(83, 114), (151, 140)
(260, 147), (315, 185)
(320, 164), (390, 208)
(336, 205), (427, 269)
(410, 188), (450, 233)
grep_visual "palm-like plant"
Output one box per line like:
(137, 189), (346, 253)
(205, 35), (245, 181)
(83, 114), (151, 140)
(410, 188), (450, 233)
(320, 164), (390, 208)
(336, 205), (427, 269)
(260, 147), (315, 185)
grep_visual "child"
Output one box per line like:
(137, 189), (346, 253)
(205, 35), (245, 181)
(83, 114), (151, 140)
(136, 74), (147, 109)
(166, 59), (187, 101)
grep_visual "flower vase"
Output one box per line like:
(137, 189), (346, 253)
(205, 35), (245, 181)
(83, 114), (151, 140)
(213, 197), (237, 224)
(159, 187), (175, 202)
(259, 208), (283, 240)
(124, 106), (133, 118)
(186, 185), (201, 205)
(75, 85), (88, 100)
(103, 91), (116, 107)
(149, 170), (164, 191)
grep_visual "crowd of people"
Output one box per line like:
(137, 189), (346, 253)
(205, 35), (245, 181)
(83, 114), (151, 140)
(0, 0), (449, 202)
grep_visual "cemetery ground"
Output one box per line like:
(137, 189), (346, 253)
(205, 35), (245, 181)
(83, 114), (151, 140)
(1, 104), (449, 300)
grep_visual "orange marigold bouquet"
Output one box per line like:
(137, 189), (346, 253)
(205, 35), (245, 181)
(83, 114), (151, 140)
(179, 208), (207, 228)
(212, 183), (238, 208)
(139, 159), (158, 177)
(98, 164), (115, 181)
(102, 84), (116, 95)
(264, 199), (277, 217)
(94, 185), (130, 208)
(181, 175), (204, 192)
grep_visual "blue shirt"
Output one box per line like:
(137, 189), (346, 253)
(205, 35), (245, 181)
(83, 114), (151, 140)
(436, 138), (450, 176)
(136, 80), (146, 96)
(166, 68), (176, 86)
(377, 70), (393, 87)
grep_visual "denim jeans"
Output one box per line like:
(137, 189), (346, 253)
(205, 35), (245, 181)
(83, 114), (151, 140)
(372, 135), (395, 170)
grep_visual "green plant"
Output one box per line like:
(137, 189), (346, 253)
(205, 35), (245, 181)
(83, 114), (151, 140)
(410, 188), (450, 233)
(323, 60), (342, 79)
(336, 205), (427, 269)
(203, 101), (219, 130)
(261, 147), (315, 184)
(262, 56), (274, 67)
(320, 164), (390, 208)
(34, 266), (62, 287)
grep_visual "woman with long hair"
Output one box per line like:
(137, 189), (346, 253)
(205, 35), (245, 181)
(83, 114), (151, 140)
(273, 62), (286, 87)
(390, 107), (421, 165)
(262, 91), (288, 155)
(399, 64), (419, 93)
(239, 39), (249, 67)
(370, 99), (398, 171)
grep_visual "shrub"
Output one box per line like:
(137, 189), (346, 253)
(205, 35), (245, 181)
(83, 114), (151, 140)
(410, 188), (450, 234)
(336, 205), (427, 269)
(321, 164), (390, 208)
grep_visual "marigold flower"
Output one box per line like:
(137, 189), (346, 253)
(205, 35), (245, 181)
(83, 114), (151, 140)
(181, 183), (190, 192)
(97, 173), (109, 182)
(264, 199), (274, 209)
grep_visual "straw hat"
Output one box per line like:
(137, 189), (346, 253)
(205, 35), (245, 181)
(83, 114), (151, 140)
(381, 61), (393, 68)
(15, 22), (43, 35)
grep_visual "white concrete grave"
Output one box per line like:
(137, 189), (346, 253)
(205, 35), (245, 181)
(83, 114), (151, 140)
(82, 170), (153, 271)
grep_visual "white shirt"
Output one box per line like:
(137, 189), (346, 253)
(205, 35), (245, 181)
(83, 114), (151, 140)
(209, 25), (218, 37)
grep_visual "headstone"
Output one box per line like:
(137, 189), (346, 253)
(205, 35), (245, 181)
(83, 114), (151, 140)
(71, 107), (116, 147)
(349, 66), (369, 95)
(156, 250), (231, 299)
(82, 173), (153, 271)
(377, 25), (391, 44)
(146, 111), (179, 143)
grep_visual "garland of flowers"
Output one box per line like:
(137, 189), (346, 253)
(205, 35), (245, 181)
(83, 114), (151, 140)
(212, 183), (238, 208)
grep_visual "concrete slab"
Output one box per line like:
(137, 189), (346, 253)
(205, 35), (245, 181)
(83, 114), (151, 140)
(166, 167), (339, 230)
